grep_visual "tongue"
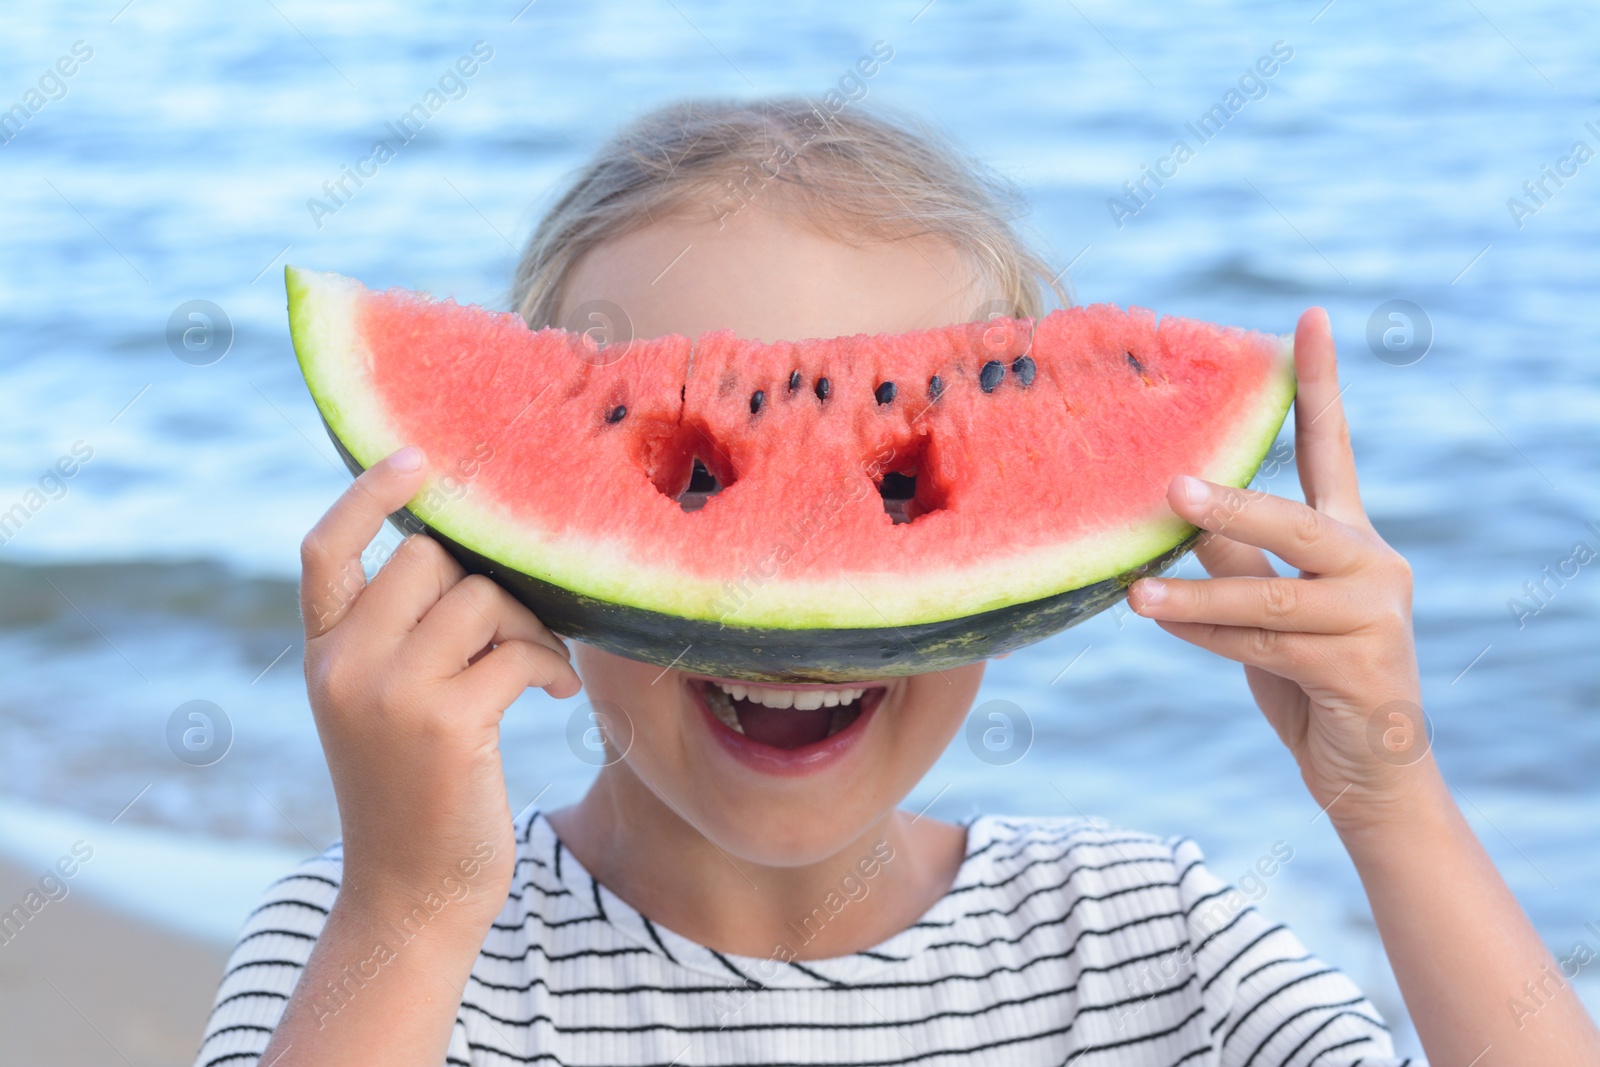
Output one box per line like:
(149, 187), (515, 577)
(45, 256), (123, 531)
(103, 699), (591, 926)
(735, 700), (832, 749)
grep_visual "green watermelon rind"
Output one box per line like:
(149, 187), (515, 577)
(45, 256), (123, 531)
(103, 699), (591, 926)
(288, 266), (1296, 637)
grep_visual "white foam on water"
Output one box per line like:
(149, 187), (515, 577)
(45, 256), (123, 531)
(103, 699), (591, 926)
(0, 792), (314, 946)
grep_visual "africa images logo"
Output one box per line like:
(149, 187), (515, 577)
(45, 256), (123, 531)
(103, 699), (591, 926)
(305, 42), (494, 229)
(1107, 40), (1294, 228)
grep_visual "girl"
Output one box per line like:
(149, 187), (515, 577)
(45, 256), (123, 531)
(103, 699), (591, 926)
(195, 99), (1599, 1066)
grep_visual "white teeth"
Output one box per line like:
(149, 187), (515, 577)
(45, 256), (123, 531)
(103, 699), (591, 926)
(710, 681), (870, 711)
(716, 681), (789, 709)
(703, 684), (745, 734)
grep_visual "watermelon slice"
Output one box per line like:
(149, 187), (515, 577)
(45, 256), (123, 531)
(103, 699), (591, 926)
(287, 267), (1294, 682)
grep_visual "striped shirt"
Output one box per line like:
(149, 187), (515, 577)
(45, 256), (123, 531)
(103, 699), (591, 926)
(196, 810), (1418, 1067)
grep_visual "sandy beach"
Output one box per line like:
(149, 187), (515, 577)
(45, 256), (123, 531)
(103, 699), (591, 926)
(0, 856), (228, 1067)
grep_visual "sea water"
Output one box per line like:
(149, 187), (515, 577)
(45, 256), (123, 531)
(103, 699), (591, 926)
(2, 2), (1597, 1051)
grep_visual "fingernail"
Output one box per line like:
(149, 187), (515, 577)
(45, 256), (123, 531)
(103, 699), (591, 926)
(391, 446), (424, 471)
(1138, 578), (1167, 603)
(1178, 475), (1209, 506)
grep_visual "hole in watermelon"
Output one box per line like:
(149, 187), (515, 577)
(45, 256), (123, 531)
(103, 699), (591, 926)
(878, 471), (918, 524)
(873, 438), (945, 525)
(636, 420), (738, 511)
(679, 459), (725, 512)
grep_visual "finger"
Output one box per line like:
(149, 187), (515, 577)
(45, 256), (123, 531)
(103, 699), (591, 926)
(407, 574), (571, 676)
(451, 639), (583, 711)
(1144, 538), (1306, 734)
(349, 532), (468, 635)
(1292, 308), (1367, 526)
(300, 447), (426, 638)
(1193, 529), (1276, 579)
(1153, 619), (1315, 680)
(1128, 526), (1275, 620)
(1166, 475), (1367, 576)
(1129, 575), (1367, 633)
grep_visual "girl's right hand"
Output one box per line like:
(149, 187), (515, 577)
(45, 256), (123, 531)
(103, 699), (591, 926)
(298, 446), (582, 931)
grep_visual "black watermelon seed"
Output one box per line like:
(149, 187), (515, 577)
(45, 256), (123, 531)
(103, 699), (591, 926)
(606, 405), (627, 423)
(1011, 355), (1037, 386)
(750, 390), (765, 415)
(875, 381), (897, 405)
(1126, 350), (1146, 375)
(815, 377), (831, 401)
(979, 360), (1005, 393)
(788, 370), (801, 392)
(928, 375), (944, 401)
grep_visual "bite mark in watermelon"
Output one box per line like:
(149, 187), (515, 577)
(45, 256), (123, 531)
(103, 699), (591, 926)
(287, 267), (1295, 682)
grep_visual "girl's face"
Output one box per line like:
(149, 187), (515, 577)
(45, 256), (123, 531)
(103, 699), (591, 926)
(558, 199), (991, 866)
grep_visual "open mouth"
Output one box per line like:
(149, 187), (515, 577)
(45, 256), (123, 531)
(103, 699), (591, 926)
(692, 678), (885, 751)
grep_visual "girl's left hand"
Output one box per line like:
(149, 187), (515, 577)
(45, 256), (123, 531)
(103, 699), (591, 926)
(1127, 308), (1434, 835)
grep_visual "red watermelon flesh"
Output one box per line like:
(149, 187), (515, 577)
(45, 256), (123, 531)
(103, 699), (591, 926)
(288, 267), (1295, 680)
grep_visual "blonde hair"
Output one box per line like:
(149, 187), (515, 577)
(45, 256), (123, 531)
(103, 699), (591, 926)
(511, 97), (1067, 330)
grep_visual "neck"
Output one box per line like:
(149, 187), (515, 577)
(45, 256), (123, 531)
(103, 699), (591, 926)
(544, 763), (968, 960)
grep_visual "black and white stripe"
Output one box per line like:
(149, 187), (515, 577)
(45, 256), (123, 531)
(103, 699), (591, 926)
(195, 812), (1415, 1066)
